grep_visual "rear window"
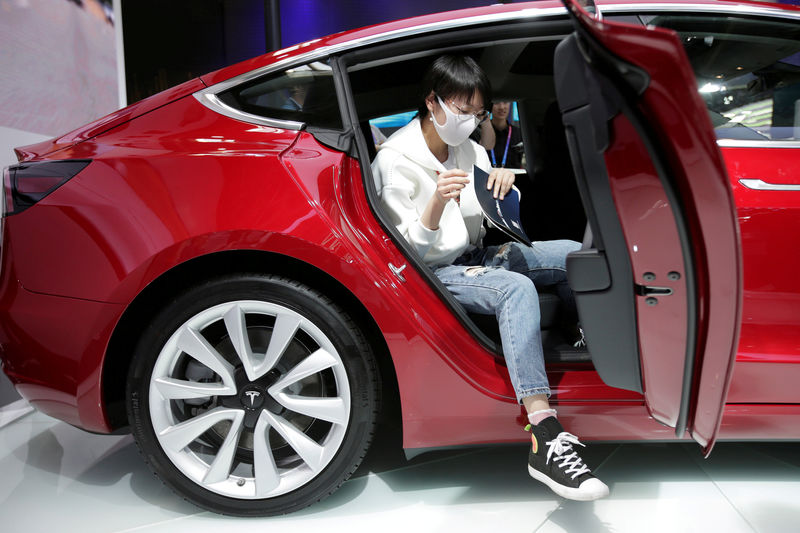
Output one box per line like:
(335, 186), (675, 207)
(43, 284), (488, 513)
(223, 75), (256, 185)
(217, 60), (343, 129)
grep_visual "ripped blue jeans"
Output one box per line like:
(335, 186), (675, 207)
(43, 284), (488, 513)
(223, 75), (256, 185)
(434, 240), (581, 402)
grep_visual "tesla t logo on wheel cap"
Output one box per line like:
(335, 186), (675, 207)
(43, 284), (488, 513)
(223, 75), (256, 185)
(240, 387), (265, 409)
(245, 390), (260, 406)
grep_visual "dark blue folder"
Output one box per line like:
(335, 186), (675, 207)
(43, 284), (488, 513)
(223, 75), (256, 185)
(473, 165), (532, 246)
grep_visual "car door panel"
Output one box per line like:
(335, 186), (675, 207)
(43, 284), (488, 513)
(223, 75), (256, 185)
(556, 0), (742, 453)
(603, 112), (691, 426)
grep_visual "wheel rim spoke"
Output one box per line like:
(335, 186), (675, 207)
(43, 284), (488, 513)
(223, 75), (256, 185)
(222, 304), (301, 381)
(153, 377), (235, 400)
(268, 348), (337, 393)
(177, 327), (236, 389)
(223, 304), (262, 381)
(272, 394), (347, 425)
(263, 411), (326, 472)
(253, 412), (280, 495)
(159, 407), (242, 453)
(203, 410), (245, 484)
(263, 311), (301, 374)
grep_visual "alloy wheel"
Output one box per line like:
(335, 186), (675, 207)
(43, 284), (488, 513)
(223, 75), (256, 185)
(147, 300), (351, 499)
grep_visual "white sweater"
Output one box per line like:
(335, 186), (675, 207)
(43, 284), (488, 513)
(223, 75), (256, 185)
(371, 118), (490, 267)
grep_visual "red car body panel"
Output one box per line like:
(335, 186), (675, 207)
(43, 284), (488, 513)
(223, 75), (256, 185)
(0, 280), (123, 429)
(14, 78), (208, 163)
(1, 0), (798, 450)
(723, 146), (800, 388)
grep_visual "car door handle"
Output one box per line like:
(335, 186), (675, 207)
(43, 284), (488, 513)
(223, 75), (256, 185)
(389, 262), (407, 282)
(739, 178), (800, 191)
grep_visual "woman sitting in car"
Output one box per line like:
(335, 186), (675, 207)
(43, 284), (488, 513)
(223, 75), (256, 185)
(371, 54), (608, 502)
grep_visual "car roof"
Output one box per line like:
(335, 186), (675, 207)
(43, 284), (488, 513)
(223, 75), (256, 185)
(200, 0), (800, 88)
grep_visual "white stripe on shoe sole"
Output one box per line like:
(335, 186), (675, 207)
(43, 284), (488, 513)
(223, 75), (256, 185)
(528, 464), (609, 501)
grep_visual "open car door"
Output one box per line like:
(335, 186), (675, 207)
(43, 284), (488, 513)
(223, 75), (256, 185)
(555, 0), (742, 454)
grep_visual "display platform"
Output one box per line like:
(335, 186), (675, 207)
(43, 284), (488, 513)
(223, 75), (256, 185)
(1, 410), (798, 532)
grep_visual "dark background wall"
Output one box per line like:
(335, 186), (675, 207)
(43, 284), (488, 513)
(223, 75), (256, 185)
(279, 0), (492, 47)
(123, 0), (270, 102)
(122, 0), (506, 103)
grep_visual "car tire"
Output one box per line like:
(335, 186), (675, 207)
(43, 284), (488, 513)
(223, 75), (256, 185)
(126, 273), (380, 516)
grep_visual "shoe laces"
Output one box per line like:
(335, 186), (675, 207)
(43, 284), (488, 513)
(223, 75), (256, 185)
(573, 327), (586, 349)
(545, 432), (591, 479)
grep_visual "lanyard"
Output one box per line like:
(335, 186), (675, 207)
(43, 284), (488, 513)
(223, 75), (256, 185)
(490, 124), (513, 168)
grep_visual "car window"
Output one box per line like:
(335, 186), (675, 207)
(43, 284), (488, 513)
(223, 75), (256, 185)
(369, 111), (416, 142)
(644, 14), (800, 142)
(217, 60), (343, 129)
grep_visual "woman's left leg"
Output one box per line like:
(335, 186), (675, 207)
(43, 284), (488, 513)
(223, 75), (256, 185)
(476, 240), (608, 500)
(483, 240), (581, 323)
(434, 264), (551, 403)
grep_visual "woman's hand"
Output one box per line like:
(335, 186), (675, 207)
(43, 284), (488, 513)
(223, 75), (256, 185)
(487, 168), (515, 200)
(421, 168), (469, 231)
(434, 169), (470, 206)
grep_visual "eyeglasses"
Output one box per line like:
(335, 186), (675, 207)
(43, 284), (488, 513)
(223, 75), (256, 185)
(437, 94), (490, 124)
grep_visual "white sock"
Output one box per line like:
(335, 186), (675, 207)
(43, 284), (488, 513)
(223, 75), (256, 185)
(528, 409), (557, 426)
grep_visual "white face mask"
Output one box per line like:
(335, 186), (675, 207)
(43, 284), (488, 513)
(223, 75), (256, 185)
(431, 95), (479, 146)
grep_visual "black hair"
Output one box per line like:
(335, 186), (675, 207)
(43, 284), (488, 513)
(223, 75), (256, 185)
(417, 55), (492, 118)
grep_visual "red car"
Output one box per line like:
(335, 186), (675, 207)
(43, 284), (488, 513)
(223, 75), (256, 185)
(2, 0), (799, 516)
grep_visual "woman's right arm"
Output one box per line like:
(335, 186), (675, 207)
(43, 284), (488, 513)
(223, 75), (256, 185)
(420, 169), (469, 230)
(374, 155), (468, 258)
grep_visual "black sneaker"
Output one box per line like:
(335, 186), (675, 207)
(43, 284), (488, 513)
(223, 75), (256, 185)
(526, 416), (609, 501)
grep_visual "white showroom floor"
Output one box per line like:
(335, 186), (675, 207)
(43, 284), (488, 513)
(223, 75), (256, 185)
(1, 406), (799, 533)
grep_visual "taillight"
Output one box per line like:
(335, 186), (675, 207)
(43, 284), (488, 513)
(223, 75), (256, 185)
(2, 166), (10, 218)
(1, 166), (7, 259)
(1, 167), (7, 218)
(4, 159), (90, 215)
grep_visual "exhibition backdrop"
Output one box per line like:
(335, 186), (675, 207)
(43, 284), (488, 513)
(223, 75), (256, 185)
(0, 0), (118, 148)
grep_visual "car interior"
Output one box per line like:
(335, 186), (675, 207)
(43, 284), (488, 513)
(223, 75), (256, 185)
(344, 31), (595, 366)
